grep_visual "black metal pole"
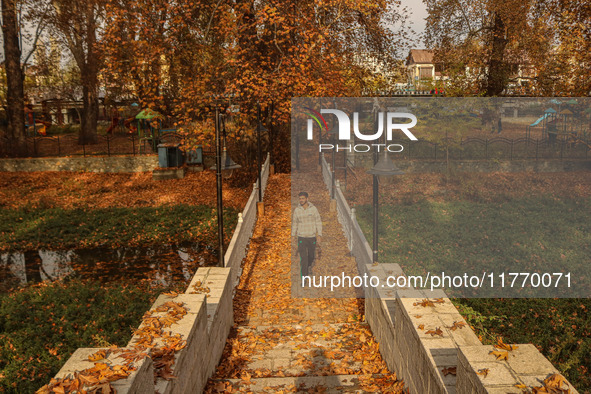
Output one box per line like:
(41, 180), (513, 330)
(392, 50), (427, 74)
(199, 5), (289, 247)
(269, 101), (274, 166)
(295, 117), (300, 171)
(331, 132), (336, 198)
(372, 111), (379, 263)
(331, 97), (337, 198)
(215, 107), (224, 267)
(343, 144), (347, 189)
(318, 122), (322, 167)
(257, 103), (262, 202)
(373, 174), (378, 263)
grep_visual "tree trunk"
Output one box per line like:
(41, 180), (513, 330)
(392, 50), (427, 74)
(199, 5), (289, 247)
(77, 5), (99, 145)
(485, 13), (509, 96)
(78, 71), (99, 145)
(24, 250), (42, 284)
(1, 0), (27, 155)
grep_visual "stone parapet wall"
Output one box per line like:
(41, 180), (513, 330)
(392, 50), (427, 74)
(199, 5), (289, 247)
(0, 156), (159, 173)
(363, 264), (580, 394)
(457, 344), (578, 393)
(52, 268), (232, 394)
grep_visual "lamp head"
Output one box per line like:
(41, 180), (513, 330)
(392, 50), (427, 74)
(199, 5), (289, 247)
(368, 152), (405, 177)
(257, 122), (268, 133)
(210, 147), (242, 179)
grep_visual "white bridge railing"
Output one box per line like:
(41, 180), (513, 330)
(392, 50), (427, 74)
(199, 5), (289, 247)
(321, 154), (372, 274)
(224, 153), (271, 285)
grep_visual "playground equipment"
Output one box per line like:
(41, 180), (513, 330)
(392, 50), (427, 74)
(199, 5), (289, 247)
(526, 103), (590, 144)
(526, 108), (557, 139)
(25, 105), (49, 136)
(105, 103), (142, 135)
(136, 108), (177, 153)
(106, 112), (137, 134)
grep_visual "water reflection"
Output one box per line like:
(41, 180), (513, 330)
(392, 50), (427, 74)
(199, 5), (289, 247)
(0, 243), (217, 293)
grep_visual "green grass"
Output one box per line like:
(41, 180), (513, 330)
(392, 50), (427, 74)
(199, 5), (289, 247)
(46, 124), (81, 136)
(356, 197), (591, 296)
(0, 205), (238, 251)
(0, 279), (174, 393)
(356, 197), (591, 391)
(47, 124), (111, 136)
(0, 205), (238, 391)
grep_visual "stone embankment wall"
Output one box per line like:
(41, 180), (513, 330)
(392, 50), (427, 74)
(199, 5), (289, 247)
(0, 156), (159, 173)
(1, 155), (589, 174)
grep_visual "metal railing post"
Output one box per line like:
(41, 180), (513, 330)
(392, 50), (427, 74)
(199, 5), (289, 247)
(350, 207), (356, 253)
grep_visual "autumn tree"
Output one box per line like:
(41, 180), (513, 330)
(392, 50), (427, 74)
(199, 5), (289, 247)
(423, 0), (555, 96)
(33, 38), (83, 123)
(102, 0), (217, 114)
(44, 0), (105, 144)
(536, 0), (591, 96)
(424, 0), (591, 96)
(1, 0), (47, 154)
(102, 0), (410, 169)
(1, 0), (26, 151)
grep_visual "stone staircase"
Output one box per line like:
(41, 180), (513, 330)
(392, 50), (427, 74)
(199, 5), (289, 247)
(203, 173), (404, 393)
(209, 323), (399, 393)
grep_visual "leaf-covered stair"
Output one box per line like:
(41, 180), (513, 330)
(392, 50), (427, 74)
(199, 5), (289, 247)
(203, 172), (404, 393)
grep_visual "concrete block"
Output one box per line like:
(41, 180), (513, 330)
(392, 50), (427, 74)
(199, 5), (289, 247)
(55, 348), (154, 394)
(438, 315), (481, 347)
(152, 167), (185, 180)
(380, 263), (405, 277)
(505, 344), (559, 375)
(466, 361), (518, 387)
(458, 345), (579, 394)
(431, 348), (458, 369)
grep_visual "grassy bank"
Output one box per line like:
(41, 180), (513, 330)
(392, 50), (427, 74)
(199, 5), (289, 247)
(356, 196), (591, 391)
(0, 279), (176, 393)
(454, 298), (590, 391)
(0, 204), (238, 251)
(356, 196), (591, 295)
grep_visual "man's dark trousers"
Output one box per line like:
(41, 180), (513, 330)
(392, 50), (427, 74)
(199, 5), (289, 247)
(298, 236), (316, 276)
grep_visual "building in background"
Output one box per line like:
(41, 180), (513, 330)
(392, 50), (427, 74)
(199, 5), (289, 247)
(406, 49), (446, 90)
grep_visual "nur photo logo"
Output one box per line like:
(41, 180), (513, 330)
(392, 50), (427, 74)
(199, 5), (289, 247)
(304, 107), (418, 152)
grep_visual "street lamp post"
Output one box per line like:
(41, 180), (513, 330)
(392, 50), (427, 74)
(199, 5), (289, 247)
(269, 101), (275, 174)
(331, 128), (336, 199)
(257, 103), (268, 203)
(295, 117), (300, 171)
(367, 135), (404, 264)
(328, 98), (337, 203)
(211, 107), (242, 267)
(318, 120), (323, 168)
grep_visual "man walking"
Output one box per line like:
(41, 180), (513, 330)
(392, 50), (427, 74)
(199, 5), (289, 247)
(292, 191), (322, 278)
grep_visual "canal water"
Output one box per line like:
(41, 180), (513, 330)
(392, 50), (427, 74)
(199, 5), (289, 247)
(0, 243), (218, 293)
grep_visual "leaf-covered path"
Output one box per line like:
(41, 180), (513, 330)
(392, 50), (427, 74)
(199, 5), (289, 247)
(204, 172), (404, 393)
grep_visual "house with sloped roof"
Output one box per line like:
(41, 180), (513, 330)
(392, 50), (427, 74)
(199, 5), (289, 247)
(406, 49), (539, 95)
(406, 49), (446, 89)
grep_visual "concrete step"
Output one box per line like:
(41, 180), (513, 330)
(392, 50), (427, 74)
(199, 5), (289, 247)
(232, 323), (373, 376)
(210, 374), (386, 393)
